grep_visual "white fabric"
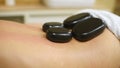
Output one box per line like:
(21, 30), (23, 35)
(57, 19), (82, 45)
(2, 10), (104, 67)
(77, 9), (120, 40)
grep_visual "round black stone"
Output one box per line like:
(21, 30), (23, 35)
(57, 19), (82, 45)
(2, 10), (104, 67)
(72, 18), (106, 42)
(63, 13), (92, 29)
(42, 22), (63, 32)
(46, 28), (72, 43)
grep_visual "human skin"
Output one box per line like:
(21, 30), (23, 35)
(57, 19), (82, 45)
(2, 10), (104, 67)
(0, 20), (120, 68)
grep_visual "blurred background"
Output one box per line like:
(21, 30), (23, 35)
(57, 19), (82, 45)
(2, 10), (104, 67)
(0, 0), (119, 24)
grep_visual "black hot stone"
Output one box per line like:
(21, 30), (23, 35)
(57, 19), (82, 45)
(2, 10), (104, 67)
(42, 22), (63, 32)
(63, 13), (92, 29)
(72, 18), (105, 42)
(46, 28), (72, 43)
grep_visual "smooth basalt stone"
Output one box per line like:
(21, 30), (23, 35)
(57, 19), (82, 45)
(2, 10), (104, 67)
(42, 22), (63, 32)
(46, 28), (72, 43)
(63, 13), (92, 29)
(72, 18), (106, 42)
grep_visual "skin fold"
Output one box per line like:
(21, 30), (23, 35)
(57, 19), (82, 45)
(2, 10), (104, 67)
(0, 20), (120, 68)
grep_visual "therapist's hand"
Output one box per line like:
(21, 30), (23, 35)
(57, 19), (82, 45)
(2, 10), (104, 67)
(0, 20), (120, 68)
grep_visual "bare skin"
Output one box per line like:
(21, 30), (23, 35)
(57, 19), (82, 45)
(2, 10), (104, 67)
(0, 20), (120, 68)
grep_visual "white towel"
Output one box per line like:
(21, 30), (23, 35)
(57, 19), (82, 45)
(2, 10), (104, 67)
(77, 9), (120, 40)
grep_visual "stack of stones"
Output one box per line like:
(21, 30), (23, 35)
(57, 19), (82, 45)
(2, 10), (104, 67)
(42, 13), (105, 43)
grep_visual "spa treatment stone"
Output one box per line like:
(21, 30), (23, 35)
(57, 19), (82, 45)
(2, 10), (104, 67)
(42, 22), (63, 32)
(46, 28), (72, 43)
(72, 18), (105, 42)
(63, 13), (92, 29)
